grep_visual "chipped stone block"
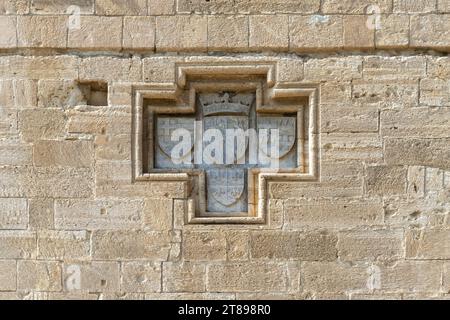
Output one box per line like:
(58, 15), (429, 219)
(123, 16), (155, 50)
(163, 262), (206, 292)
(420, 78), (450, 107)
(149, 0), (174, 15)
(0, 198), (28, 230)
(17, 16), (67, 48)
(68, 16), (122, 49)
(63, 261), (119, 293)
(143, 198), (172, 231)
(304, 57), (362, 82)
(363, 56), (427, 80)
(18, 260), (62, 292)
(38, 230), (90, 260)
(226, 231), (250, 261)
(0, 79), (37, 108)
(183, 230), (227, 261)
(37, 80), (89, 108)
(80, 57), (142, 82)
(249, 15), (288, 50)
(121, 262), (161, 293)
(208, 15), (248, 51)
(411, 15), (450, 48)
(376, 15), (410, 48)
(18, 109), (66, 142)
(343, 15), (375, 49)
(0, 231), (36, 259)
(0, 16), (17, 48)
(0, 0), (29, 14)
(29, 198), (54, 230)
(33, 140), (94, 168)
(31, 0), (94, 14)
(366, 165), (407, 196)
(96, 0), (146, 15)
(406, 228), (450, 259)
(393, 0), (437, 13)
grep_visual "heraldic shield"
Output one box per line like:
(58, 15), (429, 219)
(206, 168), (247, 213)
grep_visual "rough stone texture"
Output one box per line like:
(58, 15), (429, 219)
(0, 0), (449, 301)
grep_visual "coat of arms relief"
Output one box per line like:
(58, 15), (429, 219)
(132, 62), (319, 224)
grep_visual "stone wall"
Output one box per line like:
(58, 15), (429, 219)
(0, 0), (449, 300)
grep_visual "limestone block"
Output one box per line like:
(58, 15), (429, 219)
(439, 0), (450, 12)
(322, 105), (379, 133)
(0, 0), (29, 14)
(207, 263), (288, 292)
(123, 16), (155, 50)
(350, 293), (402, 300)
(322, 0), (392, 13)
(425, 167), (445, 194)
(33, 140), (94, 168)
(143, 56), (181, 82)
(406, 228), (450, 259)
(366, 165), (407, 196)
(0, 143), (32, 166)
(444, 263), (450, 292)
(0, 80), (37, 108)
(63, 262), (120, 293)
(143, 198), (172, 231)
(0, 56), (79, 80)
(96, 0), (146, 15)
(411, 15), (450, 48)
(226, 231), (250, 261)
(37, 80), (88, 108)
(320, 82), (352, 104)
(420, 78), (450, 106)
(80, 57), (141, 82)
(394, 0), (437, 13)
(156, 15), (207, 52)
(31, 0), (94, 14)
(37, 230), (90, 260)
(0, 231), (36, 259)
(0, 198), (28, 230)
(18, 260), (62, 292)
(68, 16), (122, 49)
(322, 133), (383, 163)
(92, 230), (172, 260)
(18, 109), (65, 142)
(301, 262), (369, 293)
(428, 57), (450, 79)
(343, 15), (375, 49)
(290, 15), (343, 51)
(162, 262), (206, 292)
(363, 56), (426, 80)
(378, 261), (443, 292)
(208, 15), (249, 51)
(29, 198), (54, 230)
(249, 15), (288, 50)
(0, 260), (16, 291)
(55, 199), (142, 230)
(17, 16), (67, 48)
(385, 138), (450, 170)
(381, 108), (450, 138)
(108, 83), (132, 106)
(149, 0), (175, 15)
(144, 292), (235, 300)
(277, 57), (304, 82)
(284, 198), (384, 230)
(376, 14), (410, 48)
(95, 134), (131, 161)
(304, 57), (362, 82)
(121, 262), (161, 293)
(0, 108), (17, 138)
(0, 16), (16, 48)
(250, 231), (337, 261)
(338, 230), (404, 261)
(407, 166), (426, 198)
(183, 231), (227, 261)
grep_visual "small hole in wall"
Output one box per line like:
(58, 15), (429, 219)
(100, 208), (107, 215)
(100, 279), (107, 287)
(78, 81), (108, 106)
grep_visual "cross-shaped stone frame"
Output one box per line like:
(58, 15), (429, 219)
(132, 61), (319, 224)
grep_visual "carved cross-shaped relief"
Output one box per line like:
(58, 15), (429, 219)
(132, 62), (319, 224)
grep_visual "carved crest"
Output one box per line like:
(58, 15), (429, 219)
(200, 92), (254, 116)
(258, 117), (296, 159)
(157, 117), (195, 160)
(207, 169), (245, 207)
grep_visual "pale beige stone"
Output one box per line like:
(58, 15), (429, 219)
(420, 78), (450, 106)
(143, 56), (181, 82)
(249, 15), (288, 50)
(208, 15), (248, 51)
(0, 231), (36, 259)
(183, 230), (227, 261)
(96, 0), (146, 15)
(290, 15), (343, 51)
(322, 133), (383, 163)
(17, 16), (66, 48)
(343, 15), (375, 49)
(149, 0), (174, 15)
(163, 262), (206, 292)
(31, 0), (94, 14)
(55, 199), (142, 230)
(411, 15), (450, 48)
(226, 231), (250, 261)
(0, 16), (16, 48)
(406, 228), (450, 259)
(37, 80), (88, 108)
(338, 230), (404, 261)
(394, 0), (437, 13)
(121, 262), (161, 293)
(143, 198), (172, 231)
(0, 80), (37, 108)
(0, 143), (32, 166)
(302, 262), (369, 293)
(68, 16), (122, 49)
(0, 198), (28, 230)
(251, 231), (337, 261)
(123, 16), (155, 50)
(207, 262), (288, 292)
(18, 109), (65, 142)
(33, 140), (94, 168)
(322, 105), (379, 133)
(366, 165), (407, 196)
(0, 0), (29, 14)
(304, 57), (362, 81)
(376, 15), (410, 48)
(363, 56), (427, 80)
(428, 57), (450, 79)
(322, 0), (392, 13)
(29, 198), (54, 230)
(95, 134), (131, 161)
(156, 15), (208, 52)
(63, 262), (120, 293)
(0, 260), (17, 291)
(439, 0), (450, 12)
(79, 57), (141, 82)
(277, 58), (304, 82)
(38, 230), (90, 260)
(18, 260), (62, 291)
(407, 166), (426, 197)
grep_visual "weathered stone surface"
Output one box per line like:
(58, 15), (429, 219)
(0, 260), (16, 291)
(38, 230), (90, 259)
(37, 80), (88, 108)
(338, 230), (404, 261)
(123, 16), (155, 50)
(249, 15), (288, 50)
(68, 16), (122, 49)
(29, 198), (54, 230)
(406, 228), (450, 259)
(322, 105), (379, 133)
(322, 133), (383, 163)
(428, 57), (450, 79)
(284, 198), (383, 230)
(31, 0), (94, 14)
(207, 263), (288, 292)
(290, 15), (343, 51)
(0, 16), (16, 48)
(208, 15), (248, 51)
(149, 0), (174, 15)
(183, 231), (227, 261)
(0, 79), (37, 108)
(378, 261), (443, 292)
(0, 231), (36, 259)
(92, 230), (171, 260)
(394, 0), (437, 13)
(385, 138), (450, 170)
(121, 262), (161, 293)
(363, 56), (427, 80)
(96, 0), (146, 15)
(18, 260), (62, 291)
(376, 15), (410, 48)
(55, 199), (142, 230)
(302, 262), (369, 293)
(304, 57), (362, 81)
(143, 56), (180, 82)
(343, 15), (375, 49)
(18, 109), (66, 142)
(0, 198), (28, 230)
(420, 78), (450, 106)
(0, 0), (29, 14)
(250, 231), (337, 261)
(226, 231), (250, 261)
(143, 198), (172, 231)
(411, 14), (450, 48)
(163, 262), (206, 292)
(17, 16), (67, 48)
(79, 57), (142, 82)
(63, 262), (120, 293)
(322, 0), (392, 13)
(365, 165), (407, 196)
(33, 140), (94, 168)
(439, 0), (450, 12)
(156, 16), (208, 52)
